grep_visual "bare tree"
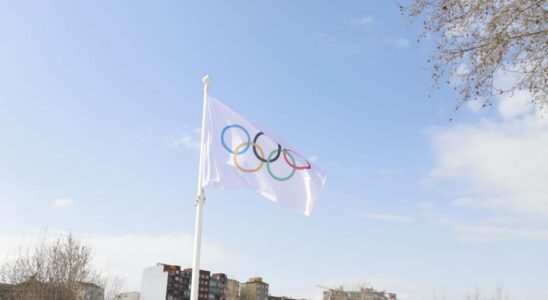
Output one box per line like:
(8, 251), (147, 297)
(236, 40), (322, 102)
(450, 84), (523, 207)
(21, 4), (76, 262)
(99, 274), (123, 300)
(490, 285), (509, 300)
(461, 285), (510, 300)
(462, 287), (481, 300)
(401, 0), (547, 111)
(0, 233), (119, 300)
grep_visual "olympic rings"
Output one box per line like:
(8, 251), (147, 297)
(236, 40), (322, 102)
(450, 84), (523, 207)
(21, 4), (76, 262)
(267, 149), (296, 181)
(253, 132), (281, 163)
(221, 124), (312, 181)
(233, 142), (264, 173)
(283, 149), (311, 170)
(221, 124), (250, 154)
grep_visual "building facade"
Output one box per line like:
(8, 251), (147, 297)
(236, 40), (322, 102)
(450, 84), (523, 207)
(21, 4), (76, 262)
(209, 273), (227, 300)
(225, 279), (240, 300)
(240, 277), (268, 300)
(141, 263), (214, 300)
(322, 288), (396, 300)
(269, 296), (307, 300)
(75, 282), (105, 300)
(141, 263), (191, 300)
(184, 268), (211, 300)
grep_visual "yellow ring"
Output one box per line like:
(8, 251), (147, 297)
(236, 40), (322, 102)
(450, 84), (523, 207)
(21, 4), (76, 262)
(233, 142), (265, 173)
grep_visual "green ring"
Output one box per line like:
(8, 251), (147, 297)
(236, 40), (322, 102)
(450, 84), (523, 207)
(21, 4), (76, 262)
(266, 149), (296, 181)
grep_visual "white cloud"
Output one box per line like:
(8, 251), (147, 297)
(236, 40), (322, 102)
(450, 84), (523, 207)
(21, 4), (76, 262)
(318, 34), (364, 54)
(428, 112), (548, 217)
(426, 77), (548, 240)
(466, 99), (486, 113)
(176, 134), (200, 149)
(347, 16), (374, 27)
(498, 90), (532, 119)
(450, 222), (548, 242)
(431, 217), (548, 242)
(164, 125), (202, 150)
(165, 133), (200, 150)
(427, 65), (548, 219)
(453, 65), (534, 116)
(51, 197), (74, 208)
(308, 155), (318, 162)
(385, 38), (410, 48)
(360, 212), (414, 223)
(318, 34), (338, 48)
(493, 68), (522, 91)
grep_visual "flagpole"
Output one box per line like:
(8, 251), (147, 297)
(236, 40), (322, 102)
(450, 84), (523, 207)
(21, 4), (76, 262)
(190, 75), (211, 300)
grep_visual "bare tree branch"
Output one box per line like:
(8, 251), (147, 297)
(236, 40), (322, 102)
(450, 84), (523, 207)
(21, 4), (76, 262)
(402, 0), (548, 111)
(0, 233), (114, 300)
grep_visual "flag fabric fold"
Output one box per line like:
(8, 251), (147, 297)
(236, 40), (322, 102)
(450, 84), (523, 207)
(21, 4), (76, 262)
(200, 96), (326, 215)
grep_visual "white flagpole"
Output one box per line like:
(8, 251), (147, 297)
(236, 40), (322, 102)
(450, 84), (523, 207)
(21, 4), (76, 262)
(190, 75), (211, 300)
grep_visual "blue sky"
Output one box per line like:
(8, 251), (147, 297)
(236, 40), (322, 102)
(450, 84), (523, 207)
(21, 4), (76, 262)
(1, 1), (547, 299)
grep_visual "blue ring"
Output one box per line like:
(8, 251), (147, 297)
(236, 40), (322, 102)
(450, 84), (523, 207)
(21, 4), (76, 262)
(221, 124), (251, 154)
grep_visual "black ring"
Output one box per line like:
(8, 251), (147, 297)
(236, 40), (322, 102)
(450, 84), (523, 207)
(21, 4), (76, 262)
(253, 132), (282, 163)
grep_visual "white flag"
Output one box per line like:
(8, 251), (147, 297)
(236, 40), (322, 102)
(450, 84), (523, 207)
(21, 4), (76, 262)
(200, 96), (326, 215)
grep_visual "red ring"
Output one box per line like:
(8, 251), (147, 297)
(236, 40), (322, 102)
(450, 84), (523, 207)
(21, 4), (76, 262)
(283, 149), (311, 170)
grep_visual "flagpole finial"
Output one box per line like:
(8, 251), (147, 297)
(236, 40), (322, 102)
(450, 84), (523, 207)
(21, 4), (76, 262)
(202, 75), (212, 90)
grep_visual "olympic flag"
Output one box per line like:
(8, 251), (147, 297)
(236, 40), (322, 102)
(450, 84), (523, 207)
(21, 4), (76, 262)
(199, 96), (326, 215)
(189, 76), (325, 300)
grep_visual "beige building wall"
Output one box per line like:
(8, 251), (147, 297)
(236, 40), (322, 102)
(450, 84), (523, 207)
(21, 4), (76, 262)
(323, 288), (396, 300)
(74, 282), (105, 300)
(114, 291), (141, 300)
(226, 279), (240, 300)
(240, 277), (268, 300)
